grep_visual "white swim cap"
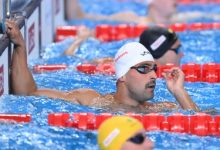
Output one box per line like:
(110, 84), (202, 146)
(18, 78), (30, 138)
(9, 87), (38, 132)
(114, 42), (154, 79)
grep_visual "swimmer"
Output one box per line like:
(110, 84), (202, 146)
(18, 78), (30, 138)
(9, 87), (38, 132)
(66, 26), (184, 67)
(7, 20), (199, 113)
(139, 26), (183, 66)
(97, 116), (154, 150)
(65, 0), (176, 24)
(65, 0), (220, 24)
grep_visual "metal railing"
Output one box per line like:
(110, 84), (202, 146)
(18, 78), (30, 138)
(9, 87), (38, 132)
(0, 0), (11, 33)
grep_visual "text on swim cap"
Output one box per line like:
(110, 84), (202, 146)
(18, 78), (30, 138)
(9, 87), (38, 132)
(115, 51), (128, 62)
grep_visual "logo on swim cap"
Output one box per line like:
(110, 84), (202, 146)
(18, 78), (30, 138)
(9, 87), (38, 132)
(140, 51), (151, 56)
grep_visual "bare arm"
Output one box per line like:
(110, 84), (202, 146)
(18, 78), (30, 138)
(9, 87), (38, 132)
(64, 38), (84, 55)
(6, 20), (37, 95)
(90, 57), (114, 65)
(162, 67), (199, 111)
(6, 20), (100, 105)
(64, 26), (93, 56)
(33, 88), (101, 105)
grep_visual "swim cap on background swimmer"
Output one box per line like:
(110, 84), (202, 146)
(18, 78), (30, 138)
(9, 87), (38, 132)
(114, 42), (154, 79)
(97, 116), (144, 150)
(139, 26), (178, 59)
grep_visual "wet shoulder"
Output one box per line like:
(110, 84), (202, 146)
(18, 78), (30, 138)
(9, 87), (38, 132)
(145, 102), (178, 112)
(90, 93), (115, 107)
(68, 88), (101, 105)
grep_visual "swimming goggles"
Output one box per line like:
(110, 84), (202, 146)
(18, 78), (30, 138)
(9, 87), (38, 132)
(127, 133), (146, 144)
(170, 45), (181, 54)
(130, 64), (157, 74)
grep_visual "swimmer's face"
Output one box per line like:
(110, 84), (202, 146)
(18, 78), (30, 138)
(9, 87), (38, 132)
(124, 61), (157, 103)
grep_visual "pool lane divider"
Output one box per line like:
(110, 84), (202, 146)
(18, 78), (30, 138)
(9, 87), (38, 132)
(33, 64), (67, 73)
(33, 63), (220, 83)
(48, 112), (220, 136)
(33, 63), (115, 75)
(55, 22), (220, 42)
(0, 114), (31, 123)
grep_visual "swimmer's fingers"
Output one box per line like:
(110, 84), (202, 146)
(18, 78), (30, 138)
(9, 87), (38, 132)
(5, 20), (24, 46)
(162, 67), (183, 80)
(161, 69), (173, 80)
(5, 20), (18, 35)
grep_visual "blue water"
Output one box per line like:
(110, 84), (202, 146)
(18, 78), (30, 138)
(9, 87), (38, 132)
(41, 29), (220, 64)
(1, 1), (220, 150)
(79, 0), (220, 17)
(1, 28), (220, 149)
(178, 3), (220, 14)
(68, 0), (220, 28)
(80, 0), (147, 16)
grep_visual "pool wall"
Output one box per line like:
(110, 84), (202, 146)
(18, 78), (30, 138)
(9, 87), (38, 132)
(0, 0), (66, 95)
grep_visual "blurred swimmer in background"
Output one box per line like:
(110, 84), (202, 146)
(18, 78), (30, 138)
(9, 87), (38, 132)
(65, 0), (220, 24)
(64, 26), (184, 67)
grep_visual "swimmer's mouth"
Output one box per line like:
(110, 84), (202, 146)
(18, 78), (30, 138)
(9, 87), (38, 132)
(149, 85), (155, 88)
(146, 84), (155, 89)
(145, 80), (156, 89)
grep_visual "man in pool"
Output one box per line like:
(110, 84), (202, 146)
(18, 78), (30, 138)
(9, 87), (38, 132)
(6, 20), (199, 113)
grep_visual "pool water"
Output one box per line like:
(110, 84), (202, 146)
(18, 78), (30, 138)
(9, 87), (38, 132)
(68, 0), (220, 28)
(1, 1), (220, 150)
(1, 27), (220, 149)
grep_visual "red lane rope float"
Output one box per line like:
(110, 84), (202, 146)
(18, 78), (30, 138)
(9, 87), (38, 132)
(55, 26), (78, 42)
(182, 63), (201, 82)
(76, 63), (220, 83)
(133, 24), (149, 37)
(0, 114), (31, 123)
(156, 63), (175, 78)
(212, 22), (220, 29)
(33, 63), (115, 75)
(168, 23), (187, 32)
(55, 23), (220, 42)
(33, 64), (67, 73)
(76, 64), (97, 74)
(96, 63), (115, 75)
(76, 63), (115, 75)
(48, 112), (220, 136)
(95, 24), (113, 42)
(33, 63), (220, 83)
(94, 23), (220, 42)
(202, 63), (220, 83)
